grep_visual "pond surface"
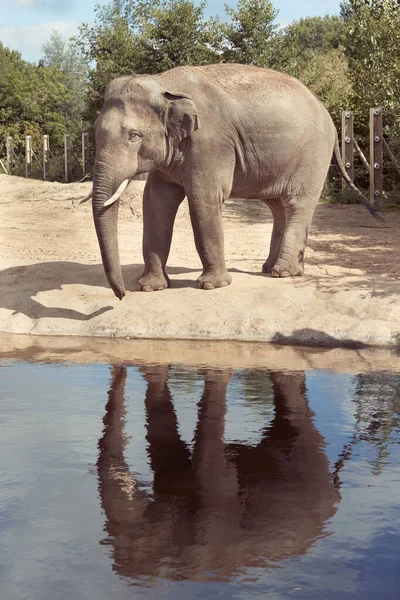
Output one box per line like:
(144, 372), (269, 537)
(0, 359), (400, 599)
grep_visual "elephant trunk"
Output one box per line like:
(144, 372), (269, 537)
(92, 161), (126, 299)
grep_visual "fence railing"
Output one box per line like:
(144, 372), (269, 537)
(339, 107), (400, 204)
(0, 133), (91, 183)
(2, 110), (400, 202)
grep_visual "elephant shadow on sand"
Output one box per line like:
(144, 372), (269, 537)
(0, 261), (198, 321)
(97, 365), (342, 582)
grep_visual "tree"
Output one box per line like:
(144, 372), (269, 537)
(351, 373), (400, 476)
(42, 30), (89, 138)
(298, 48), (352, 124)
(271, 15), (346, 77)
(223, 0), (278, 66)
(75, 0), (223, 125)
(340, 0), (400, 133)
(75, 1), (141, 126)
(0, 42), (70, 155)
(138, 0), (222, 74)
(270, 16), (351, 127)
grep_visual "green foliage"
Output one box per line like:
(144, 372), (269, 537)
(340, 0), (400, 135)
(75, 0), (223, 123)
(41, 30), (89, 137)
(321, 179), (366, 205)
(297, 48), (352, 125)
(138, 0), (222, 73)
(272, 16), (345, 74)
(0, 42), (70, 155)
(75, 0), (282, 125)
(271, 16), (351, 127)
(76, 3), (140, 124)
(223, 0), (278, 66)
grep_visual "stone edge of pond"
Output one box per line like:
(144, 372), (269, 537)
(0, 333), (399, 374)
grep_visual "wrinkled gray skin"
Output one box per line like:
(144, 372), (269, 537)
(93, 64), (376, 299)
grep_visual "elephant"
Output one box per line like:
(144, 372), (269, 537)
(97, 364), (340, 582)
(90, 63), (381, 299)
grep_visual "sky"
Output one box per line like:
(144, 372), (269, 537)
(0, 0), (342, 63)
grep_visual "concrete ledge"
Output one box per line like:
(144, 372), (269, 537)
(1, 333), (399, 373)
(0, 260), (399, 348)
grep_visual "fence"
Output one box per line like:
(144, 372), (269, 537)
(2, 111), (400, 202)
(0, 133), (91, 183)
(333, 107), (400, 206)
(340, 108), (400, 204)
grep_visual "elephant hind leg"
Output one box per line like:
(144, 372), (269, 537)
(262, 198), (286, 274)
(269, 193), (320, 278)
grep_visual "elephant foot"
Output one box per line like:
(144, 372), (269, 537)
(137, 271), (169, 292)
(197, 270), (232, 290)
(262, 258), (275, 274)
(270, 259), (304, 278)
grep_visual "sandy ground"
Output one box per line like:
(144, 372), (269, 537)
(0, 174), (399, 348)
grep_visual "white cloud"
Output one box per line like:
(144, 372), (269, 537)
(0, 21), (80, 62)
(277, 21), (289, 30)
(15, 0), (35, 6)
(0, 0), (75, 11)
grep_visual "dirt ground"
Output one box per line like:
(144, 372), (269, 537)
(0, 174), (399, 347)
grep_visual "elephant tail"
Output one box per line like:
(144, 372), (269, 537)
(332, 130), (384, 221)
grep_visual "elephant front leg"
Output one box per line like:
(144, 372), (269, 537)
(188, 194), (232, 290)
(138, 173), (185, 292)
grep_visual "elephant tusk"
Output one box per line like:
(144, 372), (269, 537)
(79, 190), (93, 204)
(104, 179), (130, 207)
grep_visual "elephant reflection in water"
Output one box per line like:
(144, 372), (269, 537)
(97, 366), (340, 581)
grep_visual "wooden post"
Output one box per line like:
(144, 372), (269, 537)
(64, 134), (71, 183)
(43, 135), (50, 180)
(82, 133), (89, 175)
(370, 107), (383, 204)
(341, 110), (354, 188)
(6, 136), (13, 174)
(25, 135), (32, 178)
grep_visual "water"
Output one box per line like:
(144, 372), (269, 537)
(0, 358), (400, 599)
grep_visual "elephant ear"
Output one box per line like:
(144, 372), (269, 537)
(163, 91), (200, 145)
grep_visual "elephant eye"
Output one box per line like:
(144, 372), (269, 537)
(129, 130), (142, 142)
